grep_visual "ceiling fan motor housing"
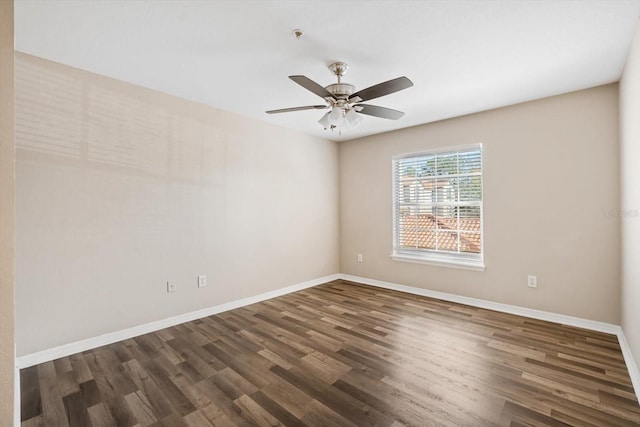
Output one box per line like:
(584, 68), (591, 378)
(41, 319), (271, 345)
(325, 83), (355, 99)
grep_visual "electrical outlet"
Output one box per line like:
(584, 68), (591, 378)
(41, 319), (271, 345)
(167, 281), (176, 293)
(357, 253), (363, 263)
(198, 275), (207, 288)
(527, 275), (537, 288)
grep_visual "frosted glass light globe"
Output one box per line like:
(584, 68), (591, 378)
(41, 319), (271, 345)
(328, 106), (344, 126)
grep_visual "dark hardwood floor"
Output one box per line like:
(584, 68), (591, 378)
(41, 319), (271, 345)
(20, 280), (640, 426)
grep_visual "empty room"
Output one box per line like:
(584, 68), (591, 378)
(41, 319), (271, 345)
(3, 0), (640, 425)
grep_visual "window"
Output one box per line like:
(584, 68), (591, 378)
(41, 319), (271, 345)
(392, 145), (483, 270)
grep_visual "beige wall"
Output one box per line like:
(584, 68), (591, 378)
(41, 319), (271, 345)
(15, 53), (340, 356)
(12, 49), (625, 359)
(340, 85), (620, 324)
(0, 0), (14, 424)
(621, 23), (640, 369)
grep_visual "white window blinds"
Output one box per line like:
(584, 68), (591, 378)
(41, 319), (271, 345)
(393, 145), (483, 268)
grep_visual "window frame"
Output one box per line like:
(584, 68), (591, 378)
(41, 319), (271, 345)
(391, 144), (485, 271)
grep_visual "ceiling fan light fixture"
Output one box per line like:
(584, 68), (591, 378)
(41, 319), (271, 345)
(345, 108), (363, 127)
(328, 106), (344, 126)
(318, 111), (330, 128)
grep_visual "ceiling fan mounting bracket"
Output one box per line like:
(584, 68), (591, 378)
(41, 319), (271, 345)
(329, 62), (349, 77)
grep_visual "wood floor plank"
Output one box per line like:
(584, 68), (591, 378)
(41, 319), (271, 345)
(144, 358), (197, 417)
(258, 377), (313, 420)
(233, 394), (282, 426)
(38, 362), (69, 427)
(198, 402), (236, 427)
(183, 410), (214, 427)
(20, 280), (640, 426)
(121, 358), (174, 419)
(102, 395), (138, 427)
(86, 402), (116, 427)
(250, 390), (308, 427)
(269, 364), (395, 426)
(193, 380), (254, 427)
(20, 366), (42, 421)
(123, 390), (159, 426)
(62, 391), (92, 427)
(69, 353), (94, 384)
(20, 415), (44, 427)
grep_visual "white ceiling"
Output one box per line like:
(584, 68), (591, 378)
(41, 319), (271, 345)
(14, 0), (640, 142)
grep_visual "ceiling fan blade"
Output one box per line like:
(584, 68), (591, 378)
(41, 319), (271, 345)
(348, 76), (413, 103)
(265, 105), (328, 114)
(356, 104), (405, 120)
(289, 75), (336, 101)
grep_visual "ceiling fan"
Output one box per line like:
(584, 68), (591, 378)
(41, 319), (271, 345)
(266, 62), (413, 132)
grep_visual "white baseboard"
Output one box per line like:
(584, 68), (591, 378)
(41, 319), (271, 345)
(339, 273), (640, 402)
(616, 330), (640, 401)
(15, 274), (340, 370)
(339, 274), (620, 334)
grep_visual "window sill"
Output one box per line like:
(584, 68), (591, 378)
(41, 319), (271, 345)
(391, 252), (485, 271)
